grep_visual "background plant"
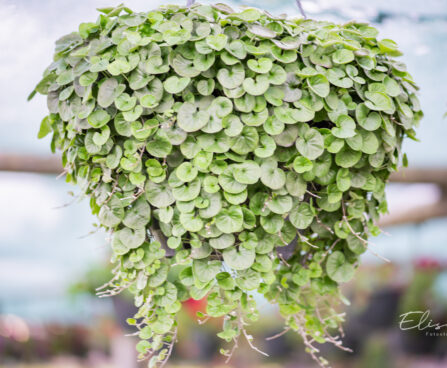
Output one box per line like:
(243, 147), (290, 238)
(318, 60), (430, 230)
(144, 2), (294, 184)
(31, 2), (422, 367)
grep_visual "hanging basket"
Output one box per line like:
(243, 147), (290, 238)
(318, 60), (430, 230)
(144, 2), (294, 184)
(31, 2), (422, 367)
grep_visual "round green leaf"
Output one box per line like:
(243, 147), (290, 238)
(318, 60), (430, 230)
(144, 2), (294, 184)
(116, 227), (146, 250)
(254, 134), (276, 158)
(336, 168), (351, 192)
(210, 97), (233, 118)
(123, 197), (151, 229)
(248, 24), (276, 39)
(225, 40), (247, 59)
(247, 58), (273, 74)
(230, 126), (259, 155)
(293, 156), (313, 173)
(216, 205), (244, 233)
(219, 167), (247, 194)
(243, 75), (270, 96)
(193, 259), (221, 283)
(163, 76), (190, 94)
(286, 172), (307, 197)
(307, 74), (330, 98)
(289, 203), (314, 230)
(176, 162), (198, 182)
(383, 76), (401, 97)
(172, 178), (201, 202)
(145, 181), (175, 208)
(98, 196), (124, 227)
(222, 246), (255, 270)
(260, 161), (285, 190)
(209, 234), (235, 249)
(267, 195), (293, 214)
(296, 128), (324, 160)
(335, 147), (362, 168)
(87, 109), (110, 128)
(260, 213), (284, 234)
(332, 115), (356, 138)
(359, 112), (382, 131)
(206, 34), (228, 51)
(233, 161), (261, 184)
(332, 49), (354, 64)
(326, 251), (355, 283)
(217, 63), (245, 89)
(146, 131), (172, 158)
(365, 91), (393, 112)
(180, 212), (203, 232)
(177, 103), (210, 132)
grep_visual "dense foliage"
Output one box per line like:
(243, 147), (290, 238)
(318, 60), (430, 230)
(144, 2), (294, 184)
(32, 2), (422, 366)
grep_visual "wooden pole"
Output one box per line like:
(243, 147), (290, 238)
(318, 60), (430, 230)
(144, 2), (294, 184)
(0, 153), (63, 174)
(389, 168), (447, 185)
(378, 200), (447, 227)
(1, 154), (446, 183)
(0, 153), (446, 226)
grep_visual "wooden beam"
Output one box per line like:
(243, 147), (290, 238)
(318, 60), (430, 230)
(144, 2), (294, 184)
(0, 153), (446, 226)
(389, 168), (447, 185)
(1, 154), (446, 185)
(378, 200), (447, 227)
(0, 153), (63, 174)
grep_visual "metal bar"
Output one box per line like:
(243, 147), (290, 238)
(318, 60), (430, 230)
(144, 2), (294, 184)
(296, 0), (307, 19)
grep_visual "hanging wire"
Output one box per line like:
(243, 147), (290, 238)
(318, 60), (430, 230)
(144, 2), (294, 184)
(186, 0), (195, 7)
(296, 0), (307, 19)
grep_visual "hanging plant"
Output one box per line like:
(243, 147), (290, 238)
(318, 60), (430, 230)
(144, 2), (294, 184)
(31, 2), (422, 367)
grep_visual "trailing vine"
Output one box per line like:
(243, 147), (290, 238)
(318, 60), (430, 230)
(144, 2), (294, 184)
(31, 2), (422, 367)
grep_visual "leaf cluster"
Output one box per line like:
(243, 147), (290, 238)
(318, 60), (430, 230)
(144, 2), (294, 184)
(32, 2), (422, 367)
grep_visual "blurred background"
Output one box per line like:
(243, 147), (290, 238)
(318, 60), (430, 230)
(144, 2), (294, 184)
(0, 0), (446, 367)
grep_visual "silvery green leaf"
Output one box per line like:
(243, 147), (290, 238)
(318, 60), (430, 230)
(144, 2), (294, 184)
(178, 103), (210, 132)
(223, 246), (255, 270)
(145, 181), (175, 208)
(326, 251), (355, 283)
